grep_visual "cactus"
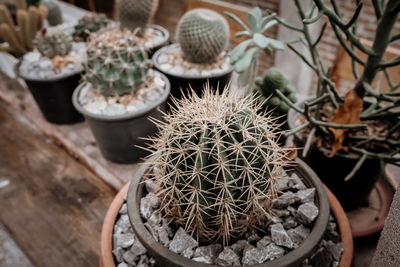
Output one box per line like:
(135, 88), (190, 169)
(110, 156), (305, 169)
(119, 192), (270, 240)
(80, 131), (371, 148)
(117, 0), (159, 36)
(73, 14), (109, 42)
(83, 28), (151, 96)
(148, 87), (288, 244)
(176, 8), (229, 64)
(0, 3), (47, 56)
(41, 0), (62, 26)
(33, 28), (72, 58)
(253, 68), (297, 115)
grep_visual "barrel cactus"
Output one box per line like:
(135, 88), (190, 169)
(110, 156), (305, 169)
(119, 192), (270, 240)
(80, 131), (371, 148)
(83, 28), (151, 96)
(253, 68), (297, 115)
(176, 8), (229, 63)
(73, 14), (109, 42)
(148, 87), (288, 244)
(33, 28), (72, 58)
(41, 0), (62, 26)
(117, 0), (159, 35)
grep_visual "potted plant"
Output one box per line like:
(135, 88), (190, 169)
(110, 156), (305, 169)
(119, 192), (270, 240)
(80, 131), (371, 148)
(72, 28), (170, 164)
(16, 28), (85, 124)
(113, 86), (346, 266)
(72, 13), (111, 42)
(116, 0), (169, 56)
(152, 8), (233, 101)
(264, 0), (400, 210)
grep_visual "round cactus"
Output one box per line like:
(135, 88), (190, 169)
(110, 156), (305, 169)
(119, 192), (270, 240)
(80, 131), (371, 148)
(176, 8), (229, 63)
(253, 68), (297, 116)
(83, 28), (151, 96)
(73, 14), (109, 42)
(148, 87), (288, 244)
(33, 28), (72, 58)
(41, 0), (62, 26)
(117, 0), (159, 35)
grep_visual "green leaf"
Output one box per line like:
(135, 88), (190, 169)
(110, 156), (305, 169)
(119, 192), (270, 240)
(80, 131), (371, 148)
(224, 11), (250, 32)
(233, 47), (259, 73)
(235, 31), (252, 38)
(268, 39), (285, 50)
(262, 20), (278, 32)
(260, 14), (275, 28)
(253, 33), (270, 48)
(247, 12), (259, 33)
(230, 39), (253, 63)
(251, 7), (262, 20)
(238, 68), (251, 87)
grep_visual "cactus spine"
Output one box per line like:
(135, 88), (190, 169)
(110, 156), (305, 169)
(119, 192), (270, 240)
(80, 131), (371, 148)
(73, 14), (109, 42)
(176, 8), (229, 64)
(149, 87), (287, 244)
(33, 28), (72, 58)
(117, 0), (159, 36)
(253, 68), (297, 114)
(0, 3), (47, 56)
(83, 28), (151, 96)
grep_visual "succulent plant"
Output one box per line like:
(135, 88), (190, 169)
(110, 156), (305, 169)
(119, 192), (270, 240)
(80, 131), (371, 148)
(41, 0), (62, 26)
(73, 14), (109, 42)
(33, 28), (72, 58)
(117, 0), (159, 36)
(0, 3), (47, 56)
(253, 68), (297, 115)
(148, 86), (288, 244)
(83, 28), (151, 96)
(176, 8), (229, 64)
(225, 7), (284, 92)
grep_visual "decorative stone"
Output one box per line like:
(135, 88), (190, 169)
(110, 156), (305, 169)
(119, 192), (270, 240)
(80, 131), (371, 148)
(309, 246), (333, 267)
(171, 66), (184, 75)
(160, 63), (172, 71)
(256, 236), (271, 248)
(194, 244), (222, 260)
(112, 246), (124, 262)
(168, 227), (198, 254)
(193, 256), (213, 264)
(288, 225), (310, 246)
(246, 233), (261, 244)
(215, 247), (241, 266)
(290, 173), (307, 190)
(230, 240), (251, 256)
(158, 53), (169, 64)
(83, 100), (107, 114)
(154, 76), (166, 88)
(144, 179), (159, 193)
(140, 192), (160, 219)
(272, 208), (290, 218)
(182, 247), (194, 259)
(271, 223), (294, 248)
(296, 202), (319, 224)
(115, 214), (131, 233)
(156, 224), (171, 246)
(119, 203), (127, 214)
(272, 191), (297, 208)
(115, 232), (135, 248)
(242, 243), (285, 265)
(276, 177), (290, 190)
(283, 216), (298, 229)
(296, 188), (316, 203)
(117, 263), (128, 267)
(186, 68), (200, 76)
(103, 103), (126, 116)
(264, 243), (285, 261)
(201, 70), (211, 76)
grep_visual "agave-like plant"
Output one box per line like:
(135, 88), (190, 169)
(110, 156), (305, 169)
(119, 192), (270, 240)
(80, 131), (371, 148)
(225, 7), (284, 93)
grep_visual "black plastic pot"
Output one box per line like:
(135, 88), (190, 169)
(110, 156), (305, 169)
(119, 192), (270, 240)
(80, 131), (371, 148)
(287, 99), (382, 210)
(146, 24), (170, 57)
(72, 71), (170, 164)
(16, 62), (84, 124)
(126, 158), (330, 267)
(152, 44), (233, 102)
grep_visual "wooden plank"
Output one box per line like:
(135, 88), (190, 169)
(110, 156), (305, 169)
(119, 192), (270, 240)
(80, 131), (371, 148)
(331, 38), (400, 93)
(0, 223), (33, 267)
(0, 73), (140, 190)
(0, 99), (117, 267)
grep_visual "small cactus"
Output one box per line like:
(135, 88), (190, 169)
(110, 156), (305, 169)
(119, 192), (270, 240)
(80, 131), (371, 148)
(176, 8), (229, 63)
(33, 28), (73, 58)
(41, 0), (62, 26)
(253, 68), (297, 115)
(0, 4), (47, 56)
(83, 28), (151, 96)
(73, 14), (109, 42)
(117, 0), (159, 36)
(148, 86), (288, 244)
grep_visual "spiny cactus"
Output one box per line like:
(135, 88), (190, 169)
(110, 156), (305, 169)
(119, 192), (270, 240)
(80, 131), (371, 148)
(148, 86), (288, 244)
(176, 8), (229, 64)
(0, 4), (47, 56)
(117, 0), (159, 36)
(253, 68), (297, 115)
(33, 28), (72, 58)
(73, 14), (109, 42)
(84, 28), (151, 96)
(41, 0), (62, 26)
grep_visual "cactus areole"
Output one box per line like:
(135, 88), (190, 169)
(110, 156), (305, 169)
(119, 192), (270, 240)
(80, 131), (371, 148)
(147, 87), (288, 244)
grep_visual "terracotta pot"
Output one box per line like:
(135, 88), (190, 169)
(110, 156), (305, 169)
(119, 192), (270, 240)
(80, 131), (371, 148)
(100, 183), (130, 267)
(126, 158), (331, 267)
(99, 183), (354, 267)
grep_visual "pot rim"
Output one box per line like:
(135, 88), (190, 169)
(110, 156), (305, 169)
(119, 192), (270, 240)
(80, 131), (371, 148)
(15, 57), (84, 83)
(126, 157), (330, 267)
(145, 24), (170, 50)
(287, 98), (368, 160)
(72, 70), (170, 122)
(152, 43), (234, 80)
